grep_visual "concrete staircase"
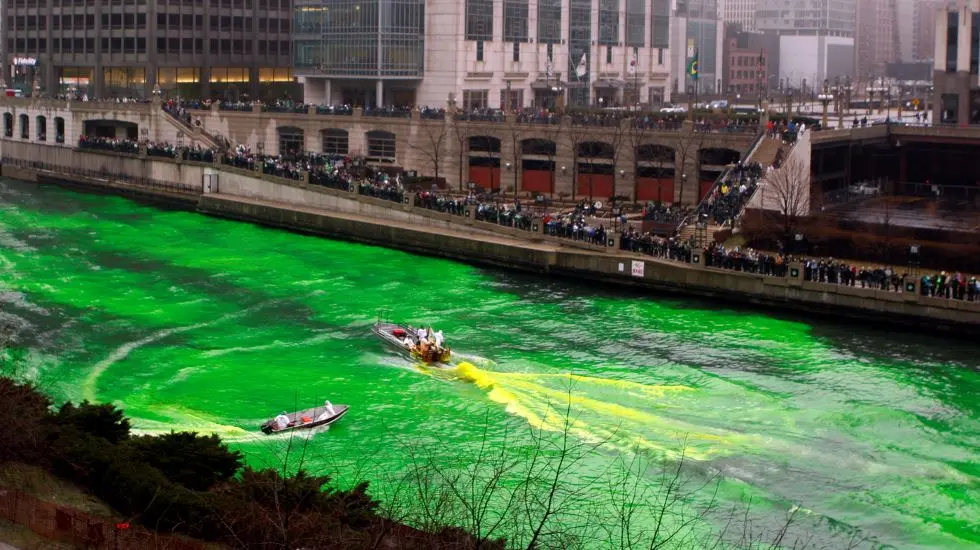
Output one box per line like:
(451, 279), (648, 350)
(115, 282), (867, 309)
(748, 136), (783, 167)
(159, 109), (223, 150)
(676, 220), (725, 246)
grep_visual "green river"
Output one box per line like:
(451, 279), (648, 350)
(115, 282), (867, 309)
(0, 179), (977, 549)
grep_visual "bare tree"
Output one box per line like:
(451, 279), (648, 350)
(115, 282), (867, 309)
(451, 117), (470, 192)
(673, 125), (707, 207)
(765, 156), (811, 235)
(409, 119), (450, 185)
(505, 117), (523, 204)
(626, 114), (652, 204)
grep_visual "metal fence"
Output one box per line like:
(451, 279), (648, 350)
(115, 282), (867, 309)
(0, 486), (208, 550)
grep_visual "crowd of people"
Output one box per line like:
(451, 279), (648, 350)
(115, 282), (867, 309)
(543, 212), (609, 245)
(694, 162), (763, 227)
(920, 272), (979, 301)
(78, 135), (139, 154)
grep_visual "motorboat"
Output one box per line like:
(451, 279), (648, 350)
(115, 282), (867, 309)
(372, 320), (452, 366)
(260, 401), (349, 435)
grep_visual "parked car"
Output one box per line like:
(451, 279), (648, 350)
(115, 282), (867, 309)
(659, 104), (687, 114)
(848, 182), (879, 196)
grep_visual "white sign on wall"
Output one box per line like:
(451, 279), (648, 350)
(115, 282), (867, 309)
(618, 262), (625, 273)
(631, 261), (645, 278)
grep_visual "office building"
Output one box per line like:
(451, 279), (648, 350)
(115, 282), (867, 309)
(2, 0), (294, 99)
(932, 0), (980, 125)
(756, 0), (856, 86)
(295, 0), (673, 109)
(668, 0), (723, 96)
(855, 0), (899, 77)
(720, 0), (758, 31)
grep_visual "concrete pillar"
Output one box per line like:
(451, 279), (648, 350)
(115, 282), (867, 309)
(201, 66), (212, 100)
(376, 80), (384, 108)
(324, 79), (332, 105)
(302, 171), (310, 185)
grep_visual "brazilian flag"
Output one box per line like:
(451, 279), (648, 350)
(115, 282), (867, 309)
(687, 51), (700, 80)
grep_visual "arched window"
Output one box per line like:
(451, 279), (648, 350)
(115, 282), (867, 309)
(277, 126), (304, 157)
(36, 116), (47, 141)
(366, 130), (396, 160)
(2, 113), (12, 137)
(18, 114), (29, 139)
(321, 129), (348, 156)
(468, 135), (501, 153)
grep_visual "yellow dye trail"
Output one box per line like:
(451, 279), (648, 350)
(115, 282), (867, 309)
(452, 361), (741, 460)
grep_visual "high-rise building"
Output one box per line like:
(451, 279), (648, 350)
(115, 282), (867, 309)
(1, 0), (294, 99)
(856, 0), (899, 77)
(668, 0), (723, 96)
(756, 0), (856, 86)
(932, 0), (980, 125)
(720, 0), (758, 30)
(294, 0), (674, 108)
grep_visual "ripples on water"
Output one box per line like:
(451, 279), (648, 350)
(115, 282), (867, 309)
(0, 179), (978, 549)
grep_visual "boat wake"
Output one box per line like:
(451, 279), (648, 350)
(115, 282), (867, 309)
(448, 360), (738, 461)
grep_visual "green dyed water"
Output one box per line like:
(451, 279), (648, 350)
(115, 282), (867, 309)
(0, 179), (977, 549)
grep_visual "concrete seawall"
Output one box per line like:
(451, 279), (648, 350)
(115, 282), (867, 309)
(3, 154), (980, 334)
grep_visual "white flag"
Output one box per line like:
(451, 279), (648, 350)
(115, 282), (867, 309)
(628, 52), (637, 75)
(546, 56), (554, 79)
(575, 53), (588, 79)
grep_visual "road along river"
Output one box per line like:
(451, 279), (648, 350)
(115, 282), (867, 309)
(0, 179), (977, 549)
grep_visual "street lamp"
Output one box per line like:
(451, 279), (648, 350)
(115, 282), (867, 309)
(817, 79), (833, 129)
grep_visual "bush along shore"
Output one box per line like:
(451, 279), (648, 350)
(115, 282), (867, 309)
(0, 374), (497, 549)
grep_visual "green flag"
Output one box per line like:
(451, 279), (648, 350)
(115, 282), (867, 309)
(687, 51), (700, 80)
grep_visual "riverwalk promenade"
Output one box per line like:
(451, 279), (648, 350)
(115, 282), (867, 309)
(1, 139), (978, 334)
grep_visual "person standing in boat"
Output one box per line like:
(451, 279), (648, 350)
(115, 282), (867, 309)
(275, 412), (290, 431)
(434, 330), (444, 348)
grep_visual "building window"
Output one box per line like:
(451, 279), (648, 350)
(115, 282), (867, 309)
(599, 0), (619, 46)
(504, 0), (528, 42)
(606, 46), (612, 64)
(568, 0), (592, 106)
(277, 126), (305, 156)
(547, 43), (554, 61)
(322, 129), (349, 155)
(626, 0), (645, 47)
(466, 0), (493, 41)
(941, 93), (958, 124)
(366, 130), (397, 160)
(652, 0), (670, 49)
(537, 0), (561, 44)
(210, 68), (248, 83)
(513, 42), (520, 62)
(463, 89), (489, 109)
(476, 40), (484, 61)
(500, 88), (524, 110)
(259, 68), (293, 82)
(947, 11), (959, 73)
